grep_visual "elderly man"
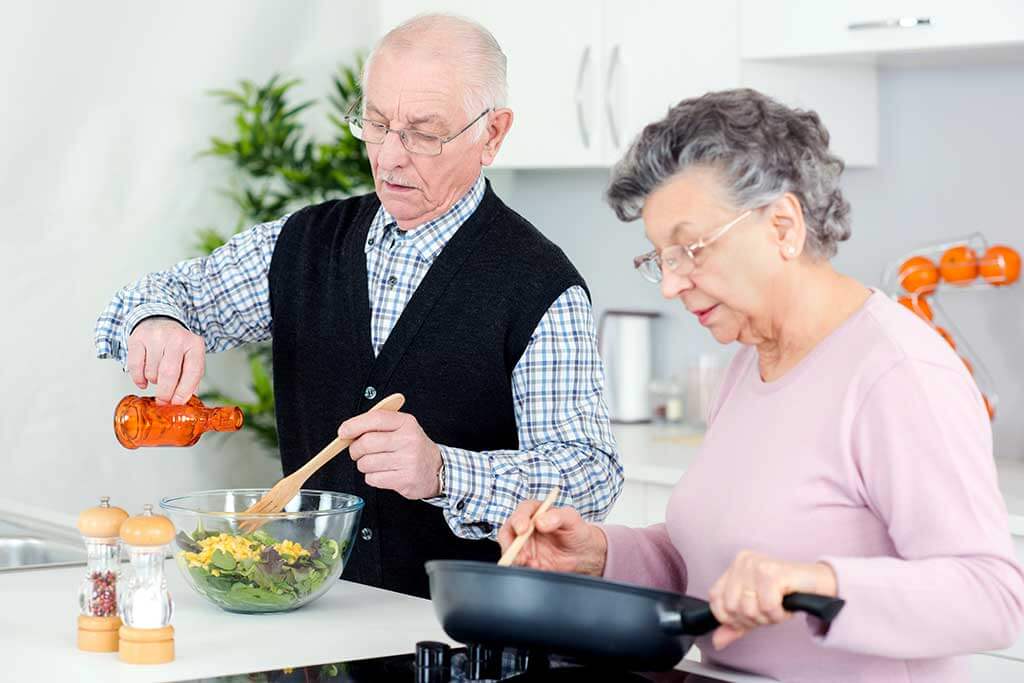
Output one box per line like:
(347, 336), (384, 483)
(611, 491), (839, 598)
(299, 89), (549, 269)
(94, 14), (622, 598)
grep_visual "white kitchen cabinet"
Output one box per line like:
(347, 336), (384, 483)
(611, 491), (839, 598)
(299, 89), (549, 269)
(376, 1), (740, 168)
(605, 480), (675, 527)
(741, 1), (1024, 61)
(600, 1), (740, 164)
(970, 653), (1024, 682)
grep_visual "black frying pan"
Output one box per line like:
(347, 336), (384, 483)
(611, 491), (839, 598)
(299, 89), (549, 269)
(427, 560), (844, 671)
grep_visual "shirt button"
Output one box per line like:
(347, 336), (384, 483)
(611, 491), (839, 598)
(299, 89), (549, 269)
(364, 386), (377, 400)
(367, 237), (375, 246)
(456, 500), (465, 511)
(387, 276), (398, 288)
(360, 527), (373, 541)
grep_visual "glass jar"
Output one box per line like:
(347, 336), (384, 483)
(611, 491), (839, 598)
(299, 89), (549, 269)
(118, 504), (176, 664)
(76, 496), (128, 652)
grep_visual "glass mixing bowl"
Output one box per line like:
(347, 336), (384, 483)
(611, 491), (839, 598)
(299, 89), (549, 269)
(160, 489), (363, 613)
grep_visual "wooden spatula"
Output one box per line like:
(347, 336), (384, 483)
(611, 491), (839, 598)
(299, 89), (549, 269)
(238, 393), (406, 532)
(497, 485), (561, 567)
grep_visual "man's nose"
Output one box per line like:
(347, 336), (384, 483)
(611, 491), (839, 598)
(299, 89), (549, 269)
(377, 129), (410, 168)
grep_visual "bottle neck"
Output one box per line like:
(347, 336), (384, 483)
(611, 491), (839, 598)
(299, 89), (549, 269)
(206, 407), (243, 433)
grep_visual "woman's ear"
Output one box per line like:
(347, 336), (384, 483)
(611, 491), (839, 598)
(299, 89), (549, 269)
(767, 192), (807, 260)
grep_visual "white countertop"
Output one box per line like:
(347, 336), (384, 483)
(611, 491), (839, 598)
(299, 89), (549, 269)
(0, 564), (770, 683)
(611, 423), (1024, 536)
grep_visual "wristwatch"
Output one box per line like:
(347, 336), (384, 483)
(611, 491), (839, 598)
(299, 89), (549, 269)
(436, 455), (446, 497)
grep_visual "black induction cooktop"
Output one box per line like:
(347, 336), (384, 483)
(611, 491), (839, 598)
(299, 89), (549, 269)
(174, 641), (735, 682)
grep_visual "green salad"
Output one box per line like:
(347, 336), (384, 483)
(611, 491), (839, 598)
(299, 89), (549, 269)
(175, 527), (344, 611)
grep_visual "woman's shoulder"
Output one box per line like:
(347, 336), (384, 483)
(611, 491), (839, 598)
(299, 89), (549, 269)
(842, 292), (983, 412)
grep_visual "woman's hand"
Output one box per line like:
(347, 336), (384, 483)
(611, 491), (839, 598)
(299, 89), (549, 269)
(497, 501), (608, 576)
(708, 550), (838, 650)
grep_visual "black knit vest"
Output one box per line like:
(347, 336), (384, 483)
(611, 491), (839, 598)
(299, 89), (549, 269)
(267, 182), (587, 597)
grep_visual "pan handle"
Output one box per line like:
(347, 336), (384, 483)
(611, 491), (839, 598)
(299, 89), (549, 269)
(782, 593), (845, 623)
(661, 592), (845, 636)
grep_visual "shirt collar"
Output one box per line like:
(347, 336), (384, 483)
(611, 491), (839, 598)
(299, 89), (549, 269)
(366, 174), (486, 264)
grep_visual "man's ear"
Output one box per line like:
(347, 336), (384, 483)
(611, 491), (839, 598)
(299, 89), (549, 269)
(481, 108), (513, 166)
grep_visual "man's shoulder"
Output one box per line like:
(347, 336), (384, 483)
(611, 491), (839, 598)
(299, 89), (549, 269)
(283, 191), (380, 232)
(484, 190), (580, 277)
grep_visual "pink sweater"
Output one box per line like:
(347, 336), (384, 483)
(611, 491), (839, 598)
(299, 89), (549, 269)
(601, 292), (1024, 682)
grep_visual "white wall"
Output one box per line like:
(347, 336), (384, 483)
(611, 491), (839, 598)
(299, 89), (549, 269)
(0, 1), (375, 520)
(501, 62), (1024, 460)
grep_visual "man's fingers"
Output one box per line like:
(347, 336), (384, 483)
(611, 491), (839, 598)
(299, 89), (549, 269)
(172, 345), (205, 405)
(348, 432), (398, 460)
(338, 410), (408, 440)
(354, 453), (396, 475)
(126, 342), (148, 389)
(154, 346), (185, 405)
(364, 471), (400, 491)
(143, 343), (162, 385)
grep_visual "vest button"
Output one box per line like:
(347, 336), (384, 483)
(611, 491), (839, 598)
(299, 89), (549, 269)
(361, 527), (373, 541)
(364, 386), (377, 400)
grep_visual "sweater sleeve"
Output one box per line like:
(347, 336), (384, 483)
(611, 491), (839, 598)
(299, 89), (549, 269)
(818, 357), (1024, 658)
(599, 523), (687, 594)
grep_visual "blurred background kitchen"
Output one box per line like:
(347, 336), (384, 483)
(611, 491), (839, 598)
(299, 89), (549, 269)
(2, 0), (1023, 525)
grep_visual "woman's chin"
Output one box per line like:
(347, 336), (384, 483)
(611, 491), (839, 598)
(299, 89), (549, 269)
(708, 325), (739, 345)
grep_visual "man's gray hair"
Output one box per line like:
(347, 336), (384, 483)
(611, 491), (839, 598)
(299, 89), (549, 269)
(363, 13), (507, 140)
(606, 89), (851, 259)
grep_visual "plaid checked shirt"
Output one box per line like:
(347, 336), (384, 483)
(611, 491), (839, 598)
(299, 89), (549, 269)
(95, 175), (622, 540)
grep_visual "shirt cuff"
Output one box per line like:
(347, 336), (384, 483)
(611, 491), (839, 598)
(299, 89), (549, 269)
(119, 303), (190, 367)
(436, 444), (493, 521)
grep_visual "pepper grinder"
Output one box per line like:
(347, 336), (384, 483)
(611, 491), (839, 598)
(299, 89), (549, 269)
(118, 504), (176, 664)
(76, 496), (129, 652)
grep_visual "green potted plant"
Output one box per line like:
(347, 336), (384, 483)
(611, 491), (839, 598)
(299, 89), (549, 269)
(197, 58), (373, 451)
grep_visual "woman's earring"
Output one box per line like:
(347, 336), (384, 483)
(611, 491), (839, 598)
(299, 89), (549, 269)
(787, 246), (796, 255)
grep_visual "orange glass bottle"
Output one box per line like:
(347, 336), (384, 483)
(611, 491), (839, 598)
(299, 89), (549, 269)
(114, 395), (243, 449)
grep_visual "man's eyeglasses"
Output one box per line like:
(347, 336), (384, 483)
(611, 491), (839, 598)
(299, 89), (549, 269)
(633, 210), (753, 284)
(345, 106), (492, 157)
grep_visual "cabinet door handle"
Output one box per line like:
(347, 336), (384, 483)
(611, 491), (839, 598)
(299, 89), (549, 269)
(604, 43), (622, 149)
(575, 45), (592, 149)
(848, 16), (931, 31)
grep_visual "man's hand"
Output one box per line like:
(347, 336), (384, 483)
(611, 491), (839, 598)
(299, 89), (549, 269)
(339, 411), (442, 500)
(126, 317), (206, 405)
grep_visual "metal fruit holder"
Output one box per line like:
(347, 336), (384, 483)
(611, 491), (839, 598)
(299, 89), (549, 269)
(882, 232), (1018, 419)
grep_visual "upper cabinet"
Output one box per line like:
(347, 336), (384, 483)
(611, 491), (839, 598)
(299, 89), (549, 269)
(376, 2), (1022, 170)
(741, 1), (1024, 61)
(376, 1), (739, 169)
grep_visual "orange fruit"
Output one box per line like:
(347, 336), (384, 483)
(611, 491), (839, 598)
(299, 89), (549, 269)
(960, 356), (973, 375)
(898, 256), (939, 293)
(939, 245), (978, 285)
(934, 326), (956, 350)
(897, 295), (933, 321)
(979, 245), (1021, 286)
(983, 394), (995, 421)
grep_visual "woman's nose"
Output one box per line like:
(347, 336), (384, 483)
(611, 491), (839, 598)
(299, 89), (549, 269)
(660, 269), (692, 300)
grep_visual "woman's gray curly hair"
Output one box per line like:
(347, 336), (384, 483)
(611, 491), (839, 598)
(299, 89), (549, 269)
(606, 88), (851, 259)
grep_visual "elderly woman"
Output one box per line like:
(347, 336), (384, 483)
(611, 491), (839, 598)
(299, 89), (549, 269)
(499, 89), (1024, 681)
